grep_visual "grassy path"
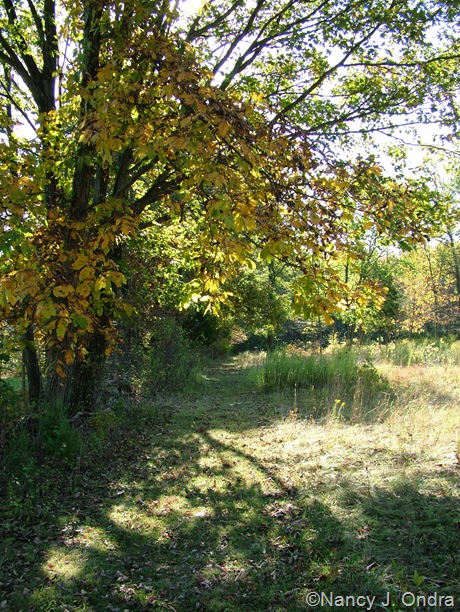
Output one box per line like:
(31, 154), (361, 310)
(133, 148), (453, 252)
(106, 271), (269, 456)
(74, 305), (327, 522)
(1, 356), (460, 610)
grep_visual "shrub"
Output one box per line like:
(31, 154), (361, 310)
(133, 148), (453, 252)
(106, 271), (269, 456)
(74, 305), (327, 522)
(39, 404), (81, 467)
(145, 317), (203, 395)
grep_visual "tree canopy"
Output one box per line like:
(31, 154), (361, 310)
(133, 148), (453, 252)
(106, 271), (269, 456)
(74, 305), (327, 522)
(0, 0), (459, 409)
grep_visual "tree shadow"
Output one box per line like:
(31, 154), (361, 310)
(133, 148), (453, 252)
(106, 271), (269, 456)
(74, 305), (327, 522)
(357, 476), (460, 581)
(2, 422), (345, 610)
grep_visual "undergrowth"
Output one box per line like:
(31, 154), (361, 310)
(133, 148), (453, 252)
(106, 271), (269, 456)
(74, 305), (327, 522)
(144, 316), (205, 395)
(363, 337), (460, 366)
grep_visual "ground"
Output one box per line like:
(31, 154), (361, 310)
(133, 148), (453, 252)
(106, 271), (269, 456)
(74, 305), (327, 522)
(1, 354), (459, 611)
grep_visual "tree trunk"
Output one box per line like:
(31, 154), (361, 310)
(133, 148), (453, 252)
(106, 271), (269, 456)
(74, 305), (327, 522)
(22, 325), (43, 407)
(267, 330), (275, 352)
(43, 331), (108, 415)
(68, 331), (107, 413)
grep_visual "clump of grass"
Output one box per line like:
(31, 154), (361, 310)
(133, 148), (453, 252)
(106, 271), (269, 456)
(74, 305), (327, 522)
(261, 347), (354, 391)
(254, 347), (389, 422)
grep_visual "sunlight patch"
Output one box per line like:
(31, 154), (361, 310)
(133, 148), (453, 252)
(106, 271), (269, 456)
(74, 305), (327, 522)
(42, 546), (87, 580)
(108, 495), (214, 534)
(60, 523), (119, 553)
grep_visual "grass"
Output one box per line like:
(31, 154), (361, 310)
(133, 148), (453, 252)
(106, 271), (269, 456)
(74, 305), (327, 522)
(1, 347), (459, 611)
(246, 346), (391, 423)
(361, 338), (460, 367)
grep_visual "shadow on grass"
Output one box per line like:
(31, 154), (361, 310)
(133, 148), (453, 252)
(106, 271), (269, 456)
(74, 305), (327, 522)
(1, 360), (459, 611)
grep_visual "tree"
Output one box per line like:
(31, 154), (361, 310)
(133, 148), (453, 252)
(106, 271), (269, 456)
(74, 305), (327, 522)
(224, 260), (293, 350)
(331, 230), (400, 343)
(394, 245), (447, 336)
(395, 157), (460, 336)
(0, 0), (457, 412)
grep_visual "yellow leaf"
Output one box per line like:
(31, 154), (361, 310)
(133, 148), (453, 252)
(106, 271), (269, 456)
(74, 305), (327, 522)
(64, 350), (74, 365)
(56, 319), (68, 340)
(100, 234), (111, 252)
(36, 301), (56, 320)
(218, 121), (230, 138)
(119, 219), (133, 235)
(52, 285), (74, 298)
(79, 266), (94, 281)
(72, 253), (90, 270)
(106, 271), (126, 287)
(251, 92), (264, 104)
(8, 203), (24, 215)
(162, 83), (174, 97)
(76, 282), (91, 297)
(94, 277), (106, 291)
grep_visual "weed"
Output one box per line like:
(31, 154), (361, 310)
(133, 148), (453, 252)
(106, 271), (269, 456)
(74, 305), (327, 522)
(330, 398), (346, 423)
(38, 403), (81, 467)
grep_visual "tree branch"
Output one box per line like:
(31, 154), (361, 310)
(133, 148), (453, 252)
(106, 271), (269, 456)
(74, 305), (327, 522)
(132, 171), (179, 215)
(186, 0), (245, 42)
(269, 17), (387, 126)
(218, 0), (330, 90)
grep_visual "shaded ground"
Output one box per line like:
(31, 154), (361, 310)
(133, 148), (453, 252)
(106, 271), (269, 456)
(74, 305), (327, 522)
(1, 356), (459, 611)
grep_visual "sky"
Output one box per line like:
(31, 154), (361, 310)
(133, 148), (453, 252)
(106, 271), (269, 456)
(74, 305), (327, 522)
(180, 0), (203, 17)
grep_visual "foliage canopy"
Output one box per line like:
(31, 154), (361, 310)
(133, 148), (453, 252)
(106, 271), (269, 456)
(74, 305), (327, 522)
(0, 0), (458, 407)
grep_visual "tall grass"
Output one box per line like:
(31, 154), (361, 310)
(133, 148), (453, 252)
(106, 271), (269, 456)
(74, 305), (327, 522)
(364, 338), (460, 366)
(260, 347), (359, 391)
(253, 346), (390, 422)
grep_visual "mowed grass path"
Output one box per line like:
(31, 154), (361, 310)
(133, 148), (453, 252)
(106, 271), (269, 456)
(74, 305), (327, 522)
(1, 355), (459, 611)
